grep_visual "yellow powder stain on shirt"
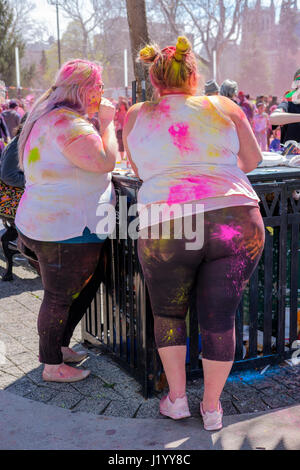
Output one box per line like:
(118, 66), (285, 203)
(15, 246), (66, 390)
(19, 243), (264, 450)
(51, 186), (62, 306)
(207, 144), (221, 159)
(42, 170), (59, 179)
(28, 147), (41, 165)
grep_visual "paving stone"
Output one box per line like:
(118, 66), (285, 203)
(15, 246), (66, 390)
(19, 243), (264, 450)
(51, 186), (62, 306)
(232, 395), (271, 414)
(47, 391), (83, 410)
(25, 386), (58, 403)
(249, 378), (279, 391)
(17, 362), (43, 375)
(71, 397), (111, 414)
(112, 377), (142, 397)
(0, 365), (24, 379)
(25, 368), (75, 393)
(71, 374), (121, 400)
(221, 400), (240, 416)
(261, 393), (296, 409)
(102, 397), (143, 418)
(223, 382), (253, 396)
(135, 397), (162, 419)
(4, 377), (38, 397)
(6, 351), (39, 366)
(186, 393), (201, 417)
(0, 372), (19, 388)
(4, 344), (29, 357)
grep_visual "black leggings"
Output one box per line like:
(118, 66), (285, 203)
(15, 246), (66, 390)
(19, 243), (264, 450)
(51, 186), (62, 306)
(138, 206), (265, 362)
(18, 233), (105, 364)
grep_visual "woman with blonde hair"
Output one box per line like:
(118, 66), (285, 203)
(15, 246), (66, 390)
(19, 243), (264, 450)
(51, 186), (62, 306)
(16, 59), (117, 383)
(123, 37), (264, 430)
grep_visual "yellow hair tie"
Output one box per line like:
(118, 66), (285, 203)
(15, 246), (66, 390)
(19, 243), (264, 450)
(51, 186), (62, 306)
(140, 45), (156, 60)
(174, 36), (191, 61)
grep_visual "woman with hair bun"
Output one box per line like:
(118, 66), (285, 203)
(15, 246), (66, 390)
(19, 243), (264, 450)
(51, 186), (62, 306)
(123, 37), (264, 430)
(15, 59), (117, 383)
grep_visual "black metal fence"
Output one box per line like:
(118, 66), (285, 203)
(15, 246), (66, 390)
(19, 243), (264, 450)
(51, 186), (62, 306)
(82, 169), (300, 397)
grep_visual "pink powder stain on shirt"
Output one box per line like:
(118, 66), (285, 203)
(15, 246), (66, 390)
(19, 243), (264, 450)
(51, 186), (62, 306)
(158, 100), (171, 116)
(168, 122), (194, 154)
(54, 115), (71, 127)
(167, 179), (214, 205)
(57, 134), (67, 146)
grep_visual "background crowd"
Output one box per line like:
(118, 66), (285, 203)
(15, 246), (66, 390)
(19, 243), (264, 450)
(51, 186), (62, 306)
(0, 78), (294, 168)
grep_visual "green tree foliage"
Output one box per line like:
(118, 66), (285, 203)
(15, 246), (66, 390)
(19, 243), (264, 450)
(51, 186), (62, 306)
(0, 0), (36, 88)
(0, 0), (24, 86)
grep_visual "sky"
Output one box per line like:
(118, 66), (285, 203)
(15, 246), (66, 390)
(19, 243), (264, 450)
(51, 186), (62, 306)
(28, 0), (300, 41)
(30, 0), (70, 39)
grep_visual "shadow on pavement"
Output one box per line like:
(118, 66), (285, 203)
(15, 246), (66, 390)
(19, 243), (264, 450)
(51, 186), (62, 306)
(0, 252), (42, 300)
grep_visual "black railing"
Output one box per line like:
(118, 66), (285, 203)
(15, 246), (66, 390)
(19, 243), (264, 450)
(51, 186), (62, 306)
(82, 168), (300, 397)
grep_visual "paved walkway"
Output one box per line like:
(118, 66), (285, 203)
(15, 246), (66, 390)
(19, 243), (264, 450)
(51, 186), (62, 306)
(1, 389), (300, 450)
(1, 246), (300, 449)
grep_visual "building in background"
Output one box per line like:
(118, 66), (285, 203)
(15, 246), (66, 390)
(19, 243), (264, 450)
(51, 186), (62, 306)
(219, 0), (300, 98)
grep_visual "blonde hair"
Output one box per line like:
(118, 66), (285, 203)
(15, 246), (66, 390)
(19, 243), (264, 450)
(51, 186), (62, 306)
(139, 36), (198, 93)
(19, 59), (103, 169)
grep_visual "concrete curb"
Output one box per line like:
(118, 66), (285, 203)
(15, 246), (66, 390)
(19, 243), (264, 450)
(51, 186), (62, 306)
(1, 390), (300, 450)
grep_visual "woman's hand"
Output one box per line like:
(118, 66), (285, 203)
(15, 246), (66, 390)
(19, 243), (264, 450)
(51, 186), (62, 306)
(98, 97), (116, 135)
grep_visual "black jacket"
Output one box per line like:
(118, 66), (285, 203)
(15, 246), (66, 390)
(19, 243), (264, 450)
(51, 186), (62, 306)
(0, 135), (25, 188)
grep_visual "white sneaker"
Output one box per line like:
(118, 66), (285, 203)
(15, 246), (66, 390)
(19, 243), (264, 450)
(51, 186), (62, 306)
(200, 401), (223, 431)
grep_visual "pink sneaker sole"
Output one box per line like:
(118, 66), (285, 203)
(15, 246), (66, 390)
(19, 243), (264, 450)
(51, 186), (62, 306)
(160, 394), (191, 420)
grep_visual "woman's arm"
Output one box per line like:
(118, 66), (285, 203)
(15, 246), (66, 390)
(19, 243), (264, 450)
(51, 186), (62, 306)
(270, 109), (300, 126)
(210, 95), (263, 173)
(122, 102), (144, 178)
(62, 121), (118, 174)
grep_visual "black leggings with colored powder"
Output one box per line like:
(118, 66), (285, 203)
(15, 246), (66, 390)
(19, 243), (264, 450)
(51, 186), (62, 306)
(17, 232), (105, 364)
(138, 206), (265, 362)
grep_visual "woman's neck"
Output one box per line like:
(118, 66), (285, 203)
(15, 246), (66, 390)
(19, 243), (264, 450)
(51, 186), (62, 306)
(159, 88), (195, 97)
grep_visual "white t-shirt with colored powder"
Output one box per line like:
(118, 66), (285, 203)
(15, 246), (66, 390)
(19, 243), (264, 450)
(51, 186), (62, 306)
(15, 107), (115, 241)
(126, 94), (260, 228)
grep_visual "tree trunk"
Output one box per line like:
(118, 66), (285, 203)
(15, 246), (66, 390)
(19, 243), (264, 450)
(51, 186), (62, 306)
(126, 0), (152, 101)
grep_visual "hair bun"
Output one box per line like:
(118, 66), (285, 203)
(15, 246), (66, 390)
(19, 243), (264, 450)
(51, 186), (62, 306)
(139, 45), (159, 63)
(174, 36), (191, 61)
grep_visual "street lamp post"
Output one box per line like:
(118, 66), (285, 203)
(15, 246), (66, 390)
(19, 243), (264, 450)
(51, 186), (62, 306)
(56, 0), (61, 69)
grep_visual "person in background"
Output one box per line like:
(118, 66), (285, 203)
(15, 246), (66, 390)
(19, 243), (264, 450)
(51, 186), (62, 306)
(15, 59), (117, 384)
(266, 96), (278, 114)
(123, 36), (264, 431)
(204, 79), (220, 96)
(252, 100), (271, 151)
(238, 91), (254, 126)
(269, 127), (282, 153)
(0, 111), (9, 147)
(114, 99), (128, 160)
(220, 79), (239, 103)
(270, 68), (300, 145)
(15, 100), (26, 119)
(0, 113), (27, 188)
(1, 100), (21, 139)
